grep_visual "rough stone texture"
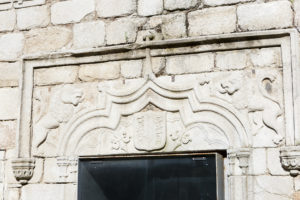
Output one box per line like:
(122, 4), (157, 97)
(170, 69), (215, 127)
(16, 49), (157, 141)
(79, 62), (121, 81)
(0, 88), (18, 120)
(96, 0), (136, 18)
(51, 0), (95, 25)
(0, 62), (20, 87)
(203, 0), (252, 6)
(17, 5), (49, 30)
(121, 60), (143, 78)
(21, 184), (64, 200)
(0, 33), (24, 61)
(164, 0), (197, 10)
(24, 27), (72, 54)
(106, 18), (139, 45)
(161, 13), (187, 39)
(73, 21), (105, 48)
(0, 10), (15, 32)
(188, 6), (236, 36)
(237, 1), (293, 31)
(34, 66), (78, 86)
(0, 121), (16, 150)
(143, 13), (186, 39)
(250, 47), (282, 68)
(138, 0), (163, 16)
(166, 53), (214, 75)
(216, 50), (249, 70)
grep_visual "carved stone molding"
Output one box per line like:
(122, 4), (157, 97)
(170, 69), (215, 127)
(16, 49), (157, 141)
(11, 158), (35, 185)
(280, 146), (300, 176)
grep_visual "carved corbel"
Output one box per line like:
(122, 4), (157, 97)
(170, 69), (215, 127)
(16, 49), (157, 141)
(236, 148), (251, 175)
(11, 158), (35, 185)
(56, 157), (78, 181)
(280, 146), (300, 176)
(227, 148), (251, 175)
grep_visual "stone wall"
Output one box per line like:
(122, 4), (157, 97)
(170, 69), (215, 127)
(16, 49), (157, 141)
(1, 0), (300, 200)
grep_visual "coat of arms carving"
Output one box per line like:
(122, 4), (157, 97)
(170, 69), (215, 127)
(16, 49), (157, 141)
(133, 111), (167, 151)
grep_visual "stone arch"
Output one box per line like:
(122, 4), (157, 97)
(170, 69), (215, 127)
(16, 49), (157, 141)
(57, 78), (251, 156)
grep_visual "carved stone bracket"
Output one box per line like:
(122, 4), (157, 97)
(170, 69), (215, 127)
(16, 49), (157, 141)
(280, 146), (300, 176)
(228, 148), (251, 175)
(11, 158), (35, 185)
(56, 157), (78, 182)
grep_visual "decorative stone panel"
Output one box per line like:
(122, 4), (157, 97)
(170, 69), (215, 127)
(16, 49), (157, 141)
(11, 29), (300, 200)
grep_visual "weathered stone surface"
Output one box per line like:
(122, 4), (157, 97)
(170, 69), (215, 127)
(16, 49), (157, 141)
(21, 184), (64, 200)
(17, 5), (49, 30)
(0, 121), (16, 150)
(121, 60), (143, 78)
(237, 1), (293, 31)
(166, 53), (214, 75)
(295, 0), (300, 28)
(253, 176), (293, 199)
(250, 47), (282, 68)
(51, 0), (95, 25)
(79, 62), (120, 81)
(164, 0), (197, 10)
(138, 0), (163, 16)
(43, 158), (60, 183)
(34, 66), (78, 86)
(73, 21), (105, 48)
(0, 88), (18, 120)
(216, 50), (249, 70)
(152, 57), (165, 75)
(267, 148), (289, 175)
(106, 18), (140, 45)
(188, 6), (236, 36)
(161, 13), (186, 39)
(143, 13), (186, 39)
(293, 191), (300, 200)
(0, 62), (20, 87)
(0, 33), (24, 61)
(96, 0), (136, 17)
(203, 0), (252, 6)
(0, 10), (15, 32)
(24, 27), (72, 54)
(294, 177), (300, 191)
(5, 187), (19, 200)
(28, 158), (43, 183)
(250, 148), (267, 175)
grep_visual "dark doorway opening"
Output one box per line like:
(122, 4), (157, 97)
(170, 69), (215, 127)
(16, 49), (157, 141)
(78, 152), (224, 200)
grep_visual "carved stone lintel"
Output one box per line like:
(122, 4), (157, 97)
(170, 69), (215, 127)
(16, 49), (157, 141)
(280, 146), (300, 177)
(11, 158), (35, 185)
